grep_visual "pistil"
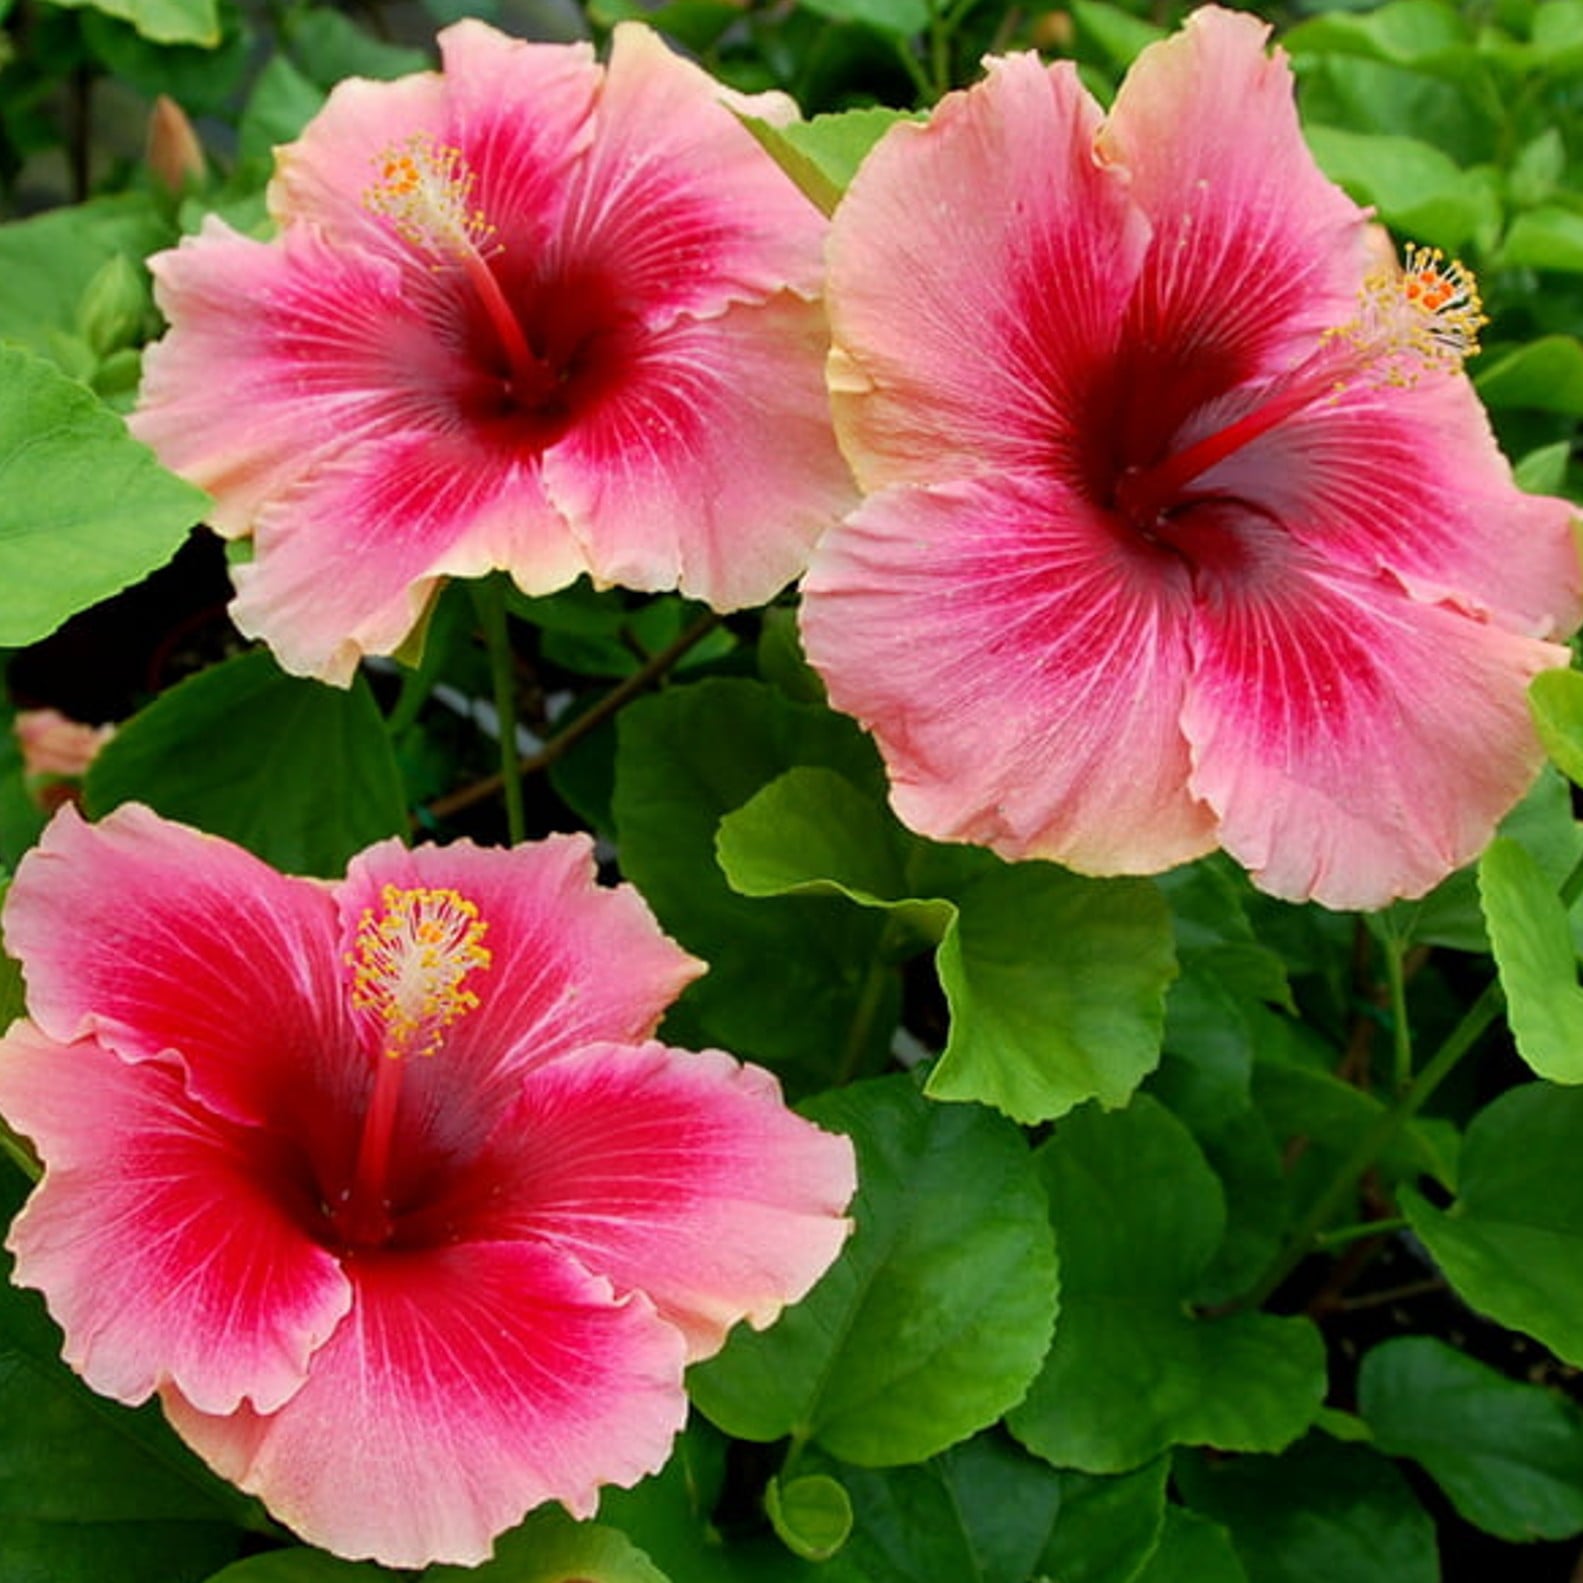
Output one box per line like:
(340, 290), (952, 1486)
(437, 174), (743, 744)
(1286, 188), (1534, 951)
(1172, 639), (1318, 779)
(365, 134), (554, 401)
(1118, 245), (1486, 529)
(335, 884), (491, 1247)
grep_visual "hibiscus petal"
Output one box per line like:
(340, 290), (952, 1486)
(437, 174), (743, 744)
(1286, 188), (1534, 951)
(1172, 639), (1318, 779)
(270, 22), (600, 265)
(2, 804), (346, 1131)
(1182, 528), (1569, 910)
(543, 291), (854, 610)
(230, 427), (583, 684)
(1208, 372), (1583, 639)
(132, 218), (461, 539)
(825, 51), (1144, 491)
(435, 1040), (854, 1360)
(0, 1020), (350, 1415)
(1099, 6), (1366, 407)
(333, 834), (701, 1129)
(162, 1242), (687, 1568)
(552, 23), (826, 327)
(801, 475), (1216, 874)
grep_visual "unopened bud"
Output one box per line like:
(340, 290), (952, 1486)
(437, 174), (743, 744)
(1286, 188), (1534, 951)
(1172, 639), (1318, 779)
(76, 254), (151, 360)
(146, 94), (205, 194)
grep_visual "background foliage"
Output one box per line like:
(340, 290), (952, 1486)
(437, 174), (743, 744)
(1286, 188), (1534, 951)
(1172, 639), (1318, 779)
(4, 0), (1583, 1579)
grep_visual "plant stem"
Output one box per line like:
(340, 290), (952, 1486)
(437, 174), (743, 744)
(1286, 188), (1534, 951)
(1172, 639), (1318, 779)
(836, 953), (894, 1086)
(1383, 931), (1412, 1095)
(1230, 976), (1505, 1313)
(471, 576), (526, 845)
(424, 609), (722, 825)
(1313, 1216), (1408, 1250)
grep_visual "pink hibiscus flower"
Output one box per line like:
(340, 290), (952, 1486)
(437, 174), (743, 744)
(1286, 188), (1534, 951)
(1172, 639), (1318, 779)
(130, 20), (853, 684)
(0, 804), (855, 1566)
(799, 6), (1581, 910)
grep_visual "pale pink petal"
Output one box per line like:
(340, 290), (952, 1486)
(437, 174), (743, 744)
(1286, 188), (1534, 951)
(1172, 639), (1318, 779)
(270, 23), (601, 266)
(230, 428), (583, 684)
(14, 709), (113, 779)
(542, 291), (854, 610)
(553, 23), (826, 327)
(0, 1021), (351, 1415)
(1099, 6), (1367, 408)
(1182, 527), (1569, 910)
(801, 476), (1216, 873)
(429, 1041), (854, 1360)
(1207, 372), (1583, 638)
(826, 52), (1145, 491)
(131, 219), (453, 537)
(2, 804), (347, 1130)
(162, 1242), (688, 1568)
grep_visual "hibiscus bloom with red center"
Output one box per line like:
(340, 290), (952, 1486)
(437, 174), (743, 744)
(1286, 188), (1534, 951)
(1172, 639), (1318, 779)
(131, 20), (854, 684)
(0, 805), (855, 1566)
(800, 5), (1580, 910)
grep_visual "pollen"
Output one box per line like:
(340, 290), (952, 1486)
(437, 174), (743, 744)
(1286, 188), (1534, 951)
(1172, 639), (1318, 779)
(1331, 243), (1487, 385)
(348, 884), (492, 1058)
(363, 133), (498, 263)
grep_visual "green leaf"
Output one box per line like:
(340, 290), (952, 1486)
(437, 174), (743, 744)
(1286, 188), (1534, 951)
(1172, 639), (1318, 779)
(1404, 1082), (1583, 1366)
(1283, 1), (1473, 73)
(793, 0), (925, 38)
(1303, 126), (1498, 252)
(1072, 0), (1165, 70)
(427, 1508), (671, 1582)
(202, 1557), (388, 1583)
(1496, 206), (1583, 272)
(690, 1075), (1059, 1466)
(612, 679), (894, 1087)
(766, 1475), (853, 1562)
(1132, 1509), (1247, 1583)
(1359, 1335), (1583, 1541)
(1515, 439), (1571, 496)
(1008, 1097), (1324, 1473)
(1477, 336), (1583, 414)
(717, 766), (1176, 1123)
(238, 53), (327, 162)
(1479, 837), (1583, 1082)
(1034, 1459), (1168, 1583)
(1531, 667), (1583, 786)
(738, 109), (912, 217)
(38, 0), (217, 44)
(0, 346), (206, 646)
(282, 7), (429, 87)
(1176, 1437), (1437, 1583)
(84, 648), (407, 876)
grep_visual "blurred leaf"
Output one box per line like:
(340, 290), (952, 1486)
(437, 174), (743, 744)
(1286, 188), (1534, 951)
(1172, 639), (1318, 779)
(201, 1557), (385, 1583)
(1008, 1098), (1324, 1473)
(84, 649), (406, 876)
(1531, 667), (1583, 786)
(1303, 125), (1497, 252)
(739, 109), (913, 217)
(1495, 206), (1583, 272)
(1530, 0), (1583, 70)
(1176, 1436), (1437, 1583)
(719, 767), (1176, 1123)
(690, 1074), (1059, 1466)
(1132, 1509), (1247, 1583)
(1515, 439), (1571, 495)
(38, 0), (217, 45)
(1509, 127), (1566, 207)
(0, 347), (205, 647)
(282, 8), (429, 88)
(1359, 1336), (1583, 1541)
(1479, 837), (1583, 1082)
(1404, 1083), (1583, 1365)
(1284, 1), (1474, 74)
(791, 0), (924, 38)
(766, 1475), (852, 1562)
(427, 1508), (671, 1582)
(238, 53), (327, 162)
(80, 4), (250, 114)
(0, 195), (171, 361)
(1072, 0), (1164, 70)
(1478, 336), (1583, 413)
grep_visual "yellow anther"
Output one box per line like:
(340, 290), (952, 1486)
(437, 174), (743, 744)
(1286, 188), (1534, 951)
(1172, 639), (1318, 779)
(1328, 242), (1486, 385)
(347, 884), (492, 1058)
(363, 133), (499, 263)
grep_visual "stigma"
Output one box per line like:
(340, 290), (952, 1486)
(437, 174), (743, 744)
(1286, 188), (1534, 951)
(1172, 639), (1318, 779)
(1329, 244), (1486, 385)
(364, 134), (499, 265)
(348, 884), (492, 1058)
